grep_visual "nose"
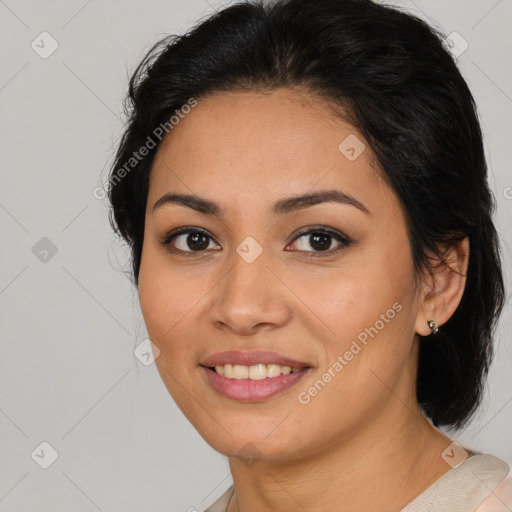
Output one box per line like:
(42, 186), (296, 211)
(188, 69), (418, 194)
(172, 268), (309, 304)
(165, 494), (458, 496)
(207, 250), (293, 336)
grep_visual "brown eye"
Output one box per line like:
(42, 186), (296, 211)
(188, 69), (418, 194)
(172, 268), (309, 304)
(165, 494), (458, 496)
(297, 232), (336, 251)
(287, 227), (352, 258)
(178, 232), (210, 251)
(160, 227), (221, 256)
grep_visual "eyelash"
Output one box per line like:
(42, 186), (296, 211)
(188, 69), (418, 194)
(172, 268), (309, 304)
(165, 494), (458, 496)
(158, 225), (352, 259)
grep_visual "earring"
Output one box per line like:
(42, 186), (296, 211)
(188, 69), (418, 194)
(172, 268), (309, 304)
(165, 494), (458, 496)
(427, 320), (439, 334)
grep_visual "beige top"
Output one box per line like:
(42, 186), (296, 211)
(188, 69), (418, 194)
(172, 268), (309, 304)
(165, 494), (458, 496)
(203, 453), (512, 512)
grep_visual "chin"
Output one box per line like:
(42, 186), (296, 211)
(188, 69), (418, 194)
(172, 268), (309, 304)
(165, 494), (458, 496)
(199, 425), (303, 463)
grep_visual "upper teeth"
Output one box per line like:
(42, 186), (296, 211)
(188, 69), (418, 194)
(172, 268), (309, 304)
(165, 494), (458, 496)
(214, 364), (302, 380)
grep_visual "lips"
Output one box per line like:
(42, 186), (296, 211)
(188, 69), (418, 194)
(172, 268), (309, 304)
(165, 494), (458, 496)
(200, 350), (311, 369)
(202, 365), (311, 402)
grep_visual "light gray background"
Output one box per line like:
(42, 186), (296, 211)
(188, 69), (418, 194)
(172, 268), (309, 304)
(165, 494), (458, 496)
(0, 0), (511, 510)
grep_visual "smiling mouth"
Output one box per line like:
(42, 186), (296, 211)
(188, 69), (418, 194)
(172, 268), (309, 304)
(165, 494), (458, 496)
(201, 363), (312, 402)
(206, 363), (310, 380)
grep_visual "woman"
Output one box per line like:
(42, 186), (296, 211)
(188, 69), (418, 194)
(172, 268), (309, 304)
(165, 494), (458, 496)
(107, 0), (511, 510)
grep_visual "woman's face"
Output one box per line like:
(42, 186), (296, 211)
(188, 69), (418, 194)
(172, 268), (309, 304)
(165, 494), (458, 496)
(138, 87), (429, 461)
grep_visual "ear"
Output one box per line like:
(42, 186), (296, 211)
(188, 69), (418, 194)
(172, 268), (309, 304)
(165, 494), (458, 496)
(414, 237), (470, 336)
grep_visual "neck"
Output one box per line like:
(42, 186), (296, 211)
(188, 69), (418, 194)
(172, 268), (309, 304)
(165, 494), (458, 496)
(226, 401), (453, 512)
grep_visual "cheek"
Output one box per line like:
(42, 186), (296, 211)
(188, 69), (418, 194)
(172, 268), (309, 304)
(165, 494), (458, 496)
(138, 250), (185, 352)
(294, 255), (402, 342)
(293, 251), (416, 394)
(139, 240), (184, 324)
(137, 248), (216, 370)
(138, 258), (200, 408)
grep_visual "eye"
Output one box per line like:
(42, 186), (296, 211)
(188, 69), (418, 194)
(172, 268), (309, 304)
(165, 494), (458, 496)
(159, 226), (221, 256)
(286, 226), (352, 258)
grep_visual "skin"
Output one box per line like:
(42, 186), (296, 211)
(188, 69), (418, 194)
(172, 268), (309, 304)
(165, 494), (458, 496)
(137, 87), (470, 511)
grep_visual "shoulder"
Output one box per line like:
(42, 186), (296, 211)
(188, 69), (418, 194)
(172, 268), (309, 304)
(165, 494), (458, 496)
(475, 462), (512, 512)
(400, 452), (511, 512)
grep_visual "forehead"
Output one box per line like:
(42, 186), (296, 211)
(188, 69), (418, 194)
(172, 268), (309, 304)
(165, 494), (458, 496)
(148, 87), (393, 218)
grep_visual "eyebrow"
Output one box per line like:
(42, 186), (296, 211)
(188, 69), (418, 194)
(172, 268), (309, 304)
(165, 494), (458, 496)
(152, 189), (370, 217)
